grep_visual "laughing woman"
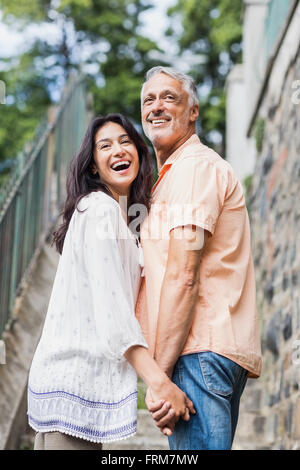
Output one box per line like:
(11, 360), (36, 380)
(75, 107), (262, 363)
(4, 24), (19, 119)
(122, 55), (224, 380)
(27, 114), (194, 450)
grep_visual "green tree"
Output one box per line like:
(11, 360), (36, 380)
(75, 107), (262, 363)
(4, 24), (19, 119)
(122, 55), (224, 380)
(0, 51), (51, 166)
(166, 0), (243, 155)
(0, 0), (164, 167)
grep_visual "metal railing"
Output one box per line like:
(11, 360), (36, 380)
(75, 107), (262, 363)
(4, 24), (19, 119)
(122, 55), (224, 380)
(0, 74), (92, 337)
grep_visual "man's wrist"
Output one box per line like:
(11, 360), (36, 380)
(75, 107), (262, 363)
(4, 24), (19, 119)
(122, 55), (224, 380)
(154, 356), (175, 380)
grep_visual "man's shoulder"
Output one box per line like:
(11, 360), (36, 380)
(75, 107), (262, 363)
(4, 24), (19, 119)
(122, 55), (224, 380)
(176, 139), (235, 178)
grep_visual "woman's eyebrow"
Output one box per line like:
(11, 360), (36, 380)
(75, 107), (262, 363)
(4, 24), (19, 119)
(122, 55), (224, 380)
(95, 134), (129, 145)
(95, 137), (110, 145)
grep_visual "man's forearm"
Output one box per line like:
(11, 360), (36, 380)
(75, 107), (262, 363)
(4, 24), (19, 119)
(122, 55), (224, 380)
(154, 225), (205, 376)
(154, 274), (199, 376)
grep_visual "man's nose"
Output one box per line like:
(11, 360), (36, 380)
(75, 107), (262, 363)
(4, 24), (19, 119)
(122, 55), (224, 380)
(150, 98), (165, 114)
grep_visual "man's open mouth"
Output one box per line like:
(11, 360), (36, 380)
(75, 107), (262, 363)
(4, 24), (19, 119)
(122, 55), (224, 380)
(150, 118), (170, 126)
(111, 160), (131, 172)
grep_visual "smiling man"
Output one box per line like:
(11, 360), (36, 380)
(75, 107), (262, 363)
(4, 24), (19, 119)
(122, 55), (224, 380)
(137, 66), (262, 450)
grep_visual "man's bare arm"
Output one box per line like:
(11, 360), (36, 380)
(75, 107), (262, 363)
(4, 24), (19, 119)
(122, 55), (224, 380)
(153, 225), (208, 376)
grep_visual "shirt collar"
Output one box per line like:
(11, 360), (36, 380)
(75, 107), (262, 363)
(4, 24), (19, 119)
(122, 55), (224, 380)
(152, 134), (200, 193)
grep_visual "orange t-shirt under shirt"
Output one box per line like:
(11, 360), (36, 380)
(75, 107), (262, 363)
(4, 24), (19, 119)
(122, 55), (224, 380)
(137, 134), (262, 378)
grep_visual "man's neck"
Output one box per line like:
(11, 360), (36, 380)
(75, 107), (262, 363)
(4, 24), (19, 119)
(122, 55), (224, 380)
(154, 129), (196, 171)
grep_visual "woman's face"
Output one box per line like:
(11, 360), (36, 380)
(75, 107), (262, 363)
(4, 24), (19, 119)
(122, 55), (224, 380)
(93, 122), (139, 201)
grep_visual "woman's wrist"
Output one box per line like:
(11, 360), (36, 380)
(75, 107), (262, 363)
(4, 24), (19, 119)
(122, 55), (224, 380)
(146, 369), (170, 393)
(124, 345), (170, 390)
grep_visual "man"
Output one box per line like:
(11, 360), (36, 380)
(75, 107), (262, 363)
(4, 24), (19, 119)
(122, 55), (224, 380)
(136, 66), (262, 450)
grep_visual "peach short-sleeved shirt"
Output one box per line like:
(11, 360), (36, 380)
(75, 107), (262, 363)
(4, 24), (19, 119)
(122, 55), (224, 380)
(137, 134), (262, 378)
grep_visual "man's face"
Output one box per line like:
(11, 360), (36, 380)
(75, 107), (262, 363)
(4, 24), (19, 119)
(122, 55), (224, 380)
(141, 73), (198, 150)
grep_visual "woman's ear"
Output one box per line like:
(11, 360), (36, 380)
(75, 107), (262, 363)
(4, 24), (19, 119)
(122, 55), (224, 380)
(92, 165), (98, 175)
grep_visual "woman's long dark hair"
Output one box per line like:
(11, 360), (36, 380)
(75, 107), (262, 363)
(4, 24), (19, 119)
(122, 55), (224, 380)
(53, 113), (154, 254)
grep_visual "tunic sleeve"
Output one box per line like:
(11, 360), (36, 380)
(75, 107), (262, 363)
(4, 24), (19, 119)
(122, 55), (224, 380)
(83, 197), (148, 362)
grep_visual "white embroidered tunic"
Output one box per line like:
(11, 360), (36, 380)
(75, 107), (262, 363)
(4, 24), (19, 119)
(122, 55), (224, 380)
(27, 191), (148, 443)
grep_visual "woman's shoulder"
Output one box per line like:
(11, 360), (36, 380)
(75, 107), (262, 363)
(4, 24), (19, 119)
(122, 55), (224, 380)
(77, 191), (119, 213)
(75, 191), (122, 238)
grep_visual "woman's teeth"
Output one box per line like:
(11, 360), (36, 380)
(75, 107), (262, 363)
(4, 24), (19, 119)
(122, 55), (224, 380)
(111, 161), (130, 171)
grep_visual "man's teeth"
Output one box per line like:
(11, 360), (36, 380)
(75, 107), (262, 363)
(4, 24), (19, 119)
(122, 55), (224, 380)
(152, 119), (167, 124)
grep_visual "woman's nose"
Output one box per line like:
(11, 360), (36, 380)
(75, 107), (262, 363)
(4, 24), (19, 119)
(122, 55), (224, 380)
(112, 142), (126, 156)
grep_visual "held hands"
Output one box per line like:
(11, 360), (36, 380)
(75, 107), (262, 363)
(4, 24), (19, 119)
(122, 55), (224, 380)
(145, 381), (196, 436)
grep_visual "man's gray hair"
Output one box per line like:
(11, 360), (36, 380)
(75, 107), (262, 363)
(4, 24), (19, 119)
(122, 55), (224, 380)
(141, 66), (198, 108)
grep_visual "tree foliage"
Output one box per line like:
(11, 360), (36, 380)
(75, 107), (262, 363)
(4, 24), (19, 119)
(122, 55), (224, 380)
(0, 51), (51, 166)
(0, 0), (164, 165)
(166, 0), (243, 155)
(0, 0), (243, 170)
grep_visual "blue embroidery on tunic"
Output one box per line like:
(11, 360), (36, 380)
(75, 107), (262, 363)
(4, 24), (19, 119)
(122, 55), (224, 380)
(28, 415), (137, 439)
(28, 386), (137, 409)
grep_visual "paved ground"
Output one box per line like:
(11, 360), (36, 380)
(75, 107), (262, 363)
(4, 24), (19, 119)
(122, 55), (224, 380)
(103, 410), (169, 450)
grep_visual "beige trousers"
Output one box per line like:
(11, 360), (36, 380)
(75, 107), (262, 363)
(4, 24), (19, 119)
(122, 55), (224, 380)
(34, 431), (103, 450)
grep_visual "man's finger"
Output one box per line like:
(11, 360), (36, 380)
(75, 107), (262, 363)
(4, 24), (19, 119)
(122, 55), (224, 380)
(185, 397), (196, 414)
(182, 407), (190, 422)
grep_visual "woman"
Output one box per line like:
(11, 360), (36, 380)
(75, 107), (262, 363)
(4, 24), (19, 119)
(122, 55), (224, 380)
(27, 113), (194, 450)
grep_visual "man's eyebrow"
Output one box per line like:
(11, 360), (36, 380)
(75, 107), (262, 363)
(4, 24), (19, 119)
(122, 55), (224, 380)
(143, 89), (179, 100)
(143, 92), (155, 100)
(161, 89), (178, 96)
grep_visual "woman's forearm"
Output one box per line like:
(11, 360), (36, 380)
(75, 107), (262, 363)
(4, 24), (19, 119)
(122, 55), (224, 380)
(124, 345), (169, 391)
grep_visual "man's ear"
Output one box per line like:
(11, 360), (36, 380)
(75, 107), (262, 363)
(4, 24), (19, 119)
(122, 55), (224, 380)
(190, 104), (199, 122)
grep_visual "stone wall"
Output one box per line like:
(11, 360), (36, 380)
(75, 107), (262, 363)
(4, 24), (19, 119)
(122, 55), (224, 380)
(234, 50), (300, 450)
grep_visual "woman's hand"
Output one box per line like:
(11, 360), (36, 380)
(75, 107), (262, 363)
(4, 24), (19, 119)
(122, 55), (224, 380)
(145, 379), (195, 435)
(145, 391), (175, 436)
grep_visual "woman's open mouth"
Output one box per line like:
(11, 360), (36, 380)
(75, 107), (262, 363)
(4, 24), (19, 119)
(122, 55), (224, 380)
(111, 160), (131, 174)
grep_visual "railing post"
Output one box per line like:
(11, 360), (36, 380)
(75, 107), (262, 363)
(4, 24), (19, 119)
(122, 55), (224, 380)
(8, 192), (22, 318)
(43, 106), (57, 234)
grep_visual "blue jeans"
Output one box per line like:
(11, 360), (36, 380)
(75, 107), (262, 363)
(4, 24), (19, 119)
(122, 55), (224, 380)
(168, 352), (248, 450)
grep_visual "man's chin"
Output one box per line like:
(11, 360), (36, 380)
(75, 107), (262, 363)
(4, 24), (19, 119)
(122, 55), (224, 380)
(145, 129), (173, 146)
